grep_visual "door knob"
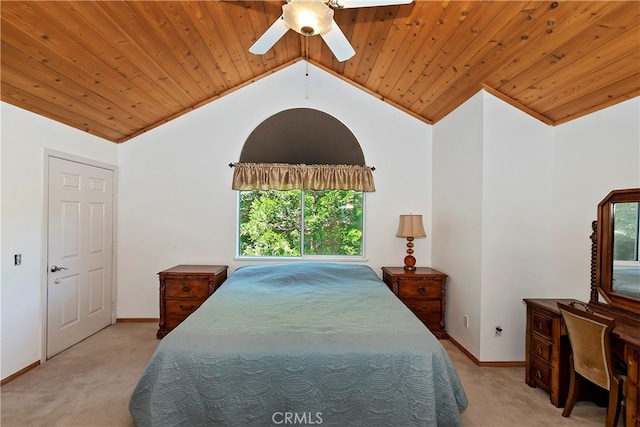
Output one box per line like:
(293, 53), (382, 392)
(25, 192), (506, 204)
(50, 265), (68, 272)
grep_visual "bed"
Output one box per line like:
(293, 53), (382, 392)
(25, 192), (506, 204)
(129, 263), (467, 426)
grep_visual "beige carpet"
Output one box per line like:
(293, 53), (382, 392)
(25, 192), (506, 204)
(0, 322), (619, 426)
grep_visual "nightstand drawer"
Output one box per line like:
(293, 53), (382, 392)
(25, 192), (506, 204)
(418, 316), (442, 332)
(165, 299), (204, 329)
(165, 278), (209, 298)
(402, 299), (440, 315)
(404, 301), (441, 328)
(398, 280), (441, 299)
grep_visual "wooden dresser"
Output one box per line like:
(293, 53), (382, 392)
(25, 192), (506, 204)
(157, 265), (228, 338)
(524, 298), (640, 426)
(524, 190), (640, 426)
(382, 267), (448, 338)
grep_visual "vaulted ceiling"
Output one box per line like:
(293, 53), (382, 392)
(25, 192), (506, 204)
(1, 1), (638, 143)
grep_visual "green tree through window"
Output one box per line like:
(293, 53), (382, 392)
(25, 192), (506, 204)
(239, 190), (363, 257)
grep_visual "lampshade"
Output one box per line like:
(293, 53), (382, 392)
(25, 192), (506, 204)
(282, 0), (334, 36)
(396, 214), (427, 238)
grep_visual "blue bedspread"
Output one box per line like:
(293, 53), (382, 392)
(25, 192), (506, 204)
(130, 263), (467, 426)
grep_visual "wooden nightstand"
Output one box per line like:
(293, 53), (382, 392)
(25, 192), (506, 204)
(382, 267), (448, 338)
(157, 265), (228, 338)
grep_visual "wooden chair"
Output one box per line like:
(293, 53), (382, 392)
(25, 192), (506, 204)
(557, 302), (624, 427)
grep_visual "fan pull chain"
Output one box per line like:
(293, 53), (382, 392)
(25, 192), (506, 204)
(304, 35), (310, 99)
(305, 35), (309, 77)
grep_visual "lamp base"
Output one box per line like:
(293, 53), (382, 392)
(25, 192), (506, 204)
(403, 254), (417, 271)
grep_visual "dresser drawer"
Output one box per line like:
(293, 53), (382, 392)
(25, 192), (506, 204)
(532, 311), (553, 339)
(165, 278), (209, 298)
(165, 299), (204, 329)
(530, 333), (552, 363)
(398, 280), (441, 299)
(530, 357), (552, 390)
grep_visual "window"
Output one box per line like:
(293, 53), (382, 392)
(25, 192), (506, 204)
(238, 190), (364, 257)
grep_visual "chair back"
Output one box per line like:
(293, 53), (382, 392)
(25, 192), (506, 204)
(557, 302), (616, 391)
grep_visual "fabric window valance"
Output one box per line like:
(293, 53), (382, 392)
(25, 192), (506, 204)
(231, 162), (375, 192)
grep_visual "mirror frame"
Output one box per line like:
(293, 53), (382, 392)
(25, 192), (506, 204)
(591, 188), (640, 315)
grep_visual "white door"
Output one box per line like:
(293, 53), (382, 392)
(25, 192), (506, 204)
(47, 157), (114, 359)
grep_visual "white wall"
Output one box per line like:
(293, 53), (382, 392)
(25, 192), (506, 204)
(432, 91), (484, 357)
(551, 98), (640, 301)
(433, 93), (639, 362)
(479, 92), (554, 361)
(1, 102), (117, 380)
(116, 61), (433, 318)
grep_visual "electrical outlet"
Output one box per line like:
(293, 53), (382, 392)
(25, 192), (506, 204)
(494, 325), (502, 337)
(463, 315), (469, 328)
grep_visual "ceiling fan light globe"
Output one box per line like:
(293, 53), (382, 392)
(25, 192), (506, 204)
(283, 0), (334, 36)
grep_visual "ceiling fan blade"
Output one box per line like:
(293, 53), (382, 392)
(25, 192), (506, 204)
(249, 15), (289, 55)
(332, 0), (413, 8)
(321, 20), (356, 62)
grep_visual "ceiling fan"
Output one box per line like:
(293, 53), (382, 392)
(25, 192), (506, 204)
(249, 0), (413, 62)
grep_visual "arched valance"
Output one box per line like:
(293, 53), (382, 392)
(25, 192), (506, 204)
(232, 108), (375, 192)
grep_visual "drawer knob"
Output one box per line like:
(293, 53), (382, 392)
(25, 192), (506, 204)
(418, 286), (425, 294)
(536, 370), (542, 379)
(536, 346), (542, 355)
(538, 322), (543, 330)
(410, 304), (426, 312)
(182, 285), (190, 292)
(179, 304), (195, 311)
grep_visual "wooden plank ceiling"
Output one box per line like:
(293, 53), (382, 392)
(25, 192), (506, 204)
(1, 1), (638, 143)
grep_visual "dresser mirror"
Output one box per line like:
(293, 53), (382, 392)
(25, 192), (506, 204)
(591, 188), (640, 315)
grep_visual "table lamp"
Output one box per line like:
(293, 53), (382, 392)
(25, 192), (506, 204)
(396, 214), (427, 271)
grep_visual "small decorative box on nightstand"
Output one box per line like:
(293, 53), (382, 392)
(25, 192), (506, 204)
(382, 267), (448, 338)
(157, 265), (228, 338)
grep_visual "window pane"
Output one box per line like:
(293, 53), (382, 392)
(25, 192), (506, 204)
(239, 190), (302, 256)
(613, 202), (639, 262)
(303, 190), (363, 256)
(238, 189), (364, 257)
